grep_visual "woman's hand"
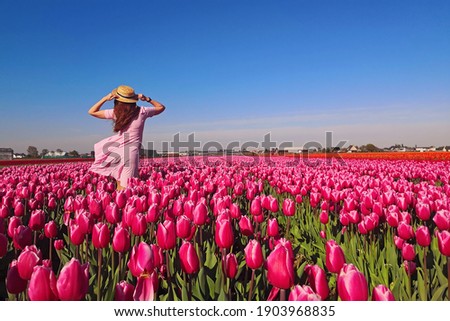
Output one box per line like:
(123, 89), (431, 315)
(138, 94), (151, 102)
(104, 92), (117, 101)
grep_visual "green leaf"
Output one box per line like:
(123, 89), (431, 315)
(430, 284), (447, 301)
(416, 268), (427, 301)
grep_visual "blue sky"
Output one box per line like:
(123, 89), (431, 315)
(1, 0), (449, 153)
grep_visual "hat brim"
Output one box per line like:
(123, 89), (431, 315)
(112, 88), (138, 103)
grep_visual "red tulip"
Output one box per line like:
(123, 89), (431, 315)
(394, 235), (404, 250)
(229, 203), (241, 219)
(127, 242), (154, 277)
(17, 245), (43, 280)
(239, 216), (254, 236)
(268, 196), (279, 212)
(325, 239), (346, 273)
(89, 198), (103, 219)
(224, 253), (238, 279)
(437, 231), (450, 257)
(337, 264), (368, 301)
(397, 222), (414, 240)
(415, 225), (431, 247)
(54, 239), (65, 251)
(115, 190), (127, 209)
(372, 284), (395, 301)
(267, 218), (279, 237)
(105, 202), (120, 224)
(115, 281), (135, 301)
(56, 258), (89, 301)
(133, 274), (155, 301)
(215, 219), (234, 249)
(244, 240), (264, 270)
(69, 222), (85, 246)
(193, 202), (208, 225)
(305, 264), (329, 300)
(131, 213), (148, 236)
(156, 220), (176, 250)
(289, 285), (321, 301)
(416, 202), (431, 221)
(44, 221), (58, 239)
(92, 222), (110, 249)
(14, 202), (25, 217)
(282, 198), (295, 216)
(319, 210), (329, 224)
(433, 210), (450, 231)
(28, 265), (59, 300)
(0, 233), (7, 257)
(6, 260), (28, 294)
(113, 224), (130, 253)
(179, 241), (200, 274)
(13, 225), (33, 250)
(250, 197), (262, 216)
(176, 215), (193, 239)
(266, 242), (295, 289)
(8, 217), (21, 238)
(146, 203), (159, 223)
(401, 243), (415, 261)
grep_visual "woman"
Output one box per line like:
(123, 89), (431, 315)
(88, 85), (165, 190)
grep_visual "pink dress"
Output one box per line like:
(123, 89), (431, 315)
(89, 107), (157, 187)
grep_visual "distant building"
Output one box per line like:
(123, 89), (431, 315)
(348, 145), (359, 153)
(13, 153), (26, 159)
(0, 148), (13, 160)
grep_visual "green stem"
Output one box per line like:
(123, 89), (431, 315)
(286, 217), (291, 238)
(447, 257), (450, 301)
(49, 237), (52, 262)
(97, 248), (102, 301)
(248, 269), (255, 301)
(280, 289), (286, 301)
(423, 247), (428, 300)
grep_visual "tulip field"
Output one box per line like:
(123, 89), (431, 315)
(0, 156), (449, 301)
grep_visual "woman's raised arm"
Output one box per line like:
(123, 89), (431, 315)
(88, 93), (117, 118)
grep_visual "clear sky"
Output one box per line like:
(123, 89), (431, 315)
(1, 0), (449, 153)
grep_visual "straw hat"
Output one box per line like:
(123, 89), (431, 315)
(112, 85), (138, 103)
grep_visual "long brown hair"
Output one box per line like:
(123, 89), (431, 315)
(113, 100), (140, 132)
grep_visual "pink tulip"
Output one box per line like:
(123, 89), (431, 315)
(229, 203), (241, 219)
(92, 222), (110, 249)
(44, 221), (58, 239)
(127, 242), (154, 277)
(282, 198), (295, 216)
(319, 210), (329, 224)
(8, 216), (21, 238)
(267, 218), (279, 237)
(397, 222), (414, 240)
(115, 190), (127, 209)
(404, 260), (416, 275)
(305, 264), (329, 300)
(401, 243), (415, 261)
(69, 222), (85, 246)
(133, 273), (155, 301)
(337, 264), (368, 301)
(193, 202), (208, 225)
(224, 253), (238, 279)
(215, 219), (234, 249)
(6, 260), (28, 294)
(416, 202), (431, 221)
(372, 284), (395, 301)
(56, 258), (89, 301)
(28, 265), (59, 301)
(268, 196), (279, 213)
(176, 215), (193, 239)
(179, 241), (200, 274)
(325, 239), (346, 273)
(89, 198), (103, 219)
(14, 202), (24, 217)
(54, 239), (65, 251)
(415, 225), (431, 247)
(146, 203), (159, 223)
(115, 281), (135, 301)
(17, 245), (43, 280)
(105, 202), (120, 224)
(113, 224), (130, 253)
(250, 197), (262, 216)
(289, 285), (321, 301)
(131, 213), (148, 236)
(13, 225), (33, 250)
(239, 216), (254, 236)
(437, 231), (450, 257)
(266, 242), (294, 289)
(0, 233), (8, 257)
(156, 220), (176, 250)
(433, 210), (450, 231)
(244, 240), (264, 270)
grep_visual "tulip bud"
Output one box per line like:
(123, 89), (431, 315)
(415, 225), (431, 247)
(179, 241), (200, 274)
(6, 260), (28, 294)
(215, 219), (234, 249)
(239, 216), (254, 236)
(44, 221), (58, 239)
(289, 285), (321, 301)
(305, 264), (329, 300)
(267, 218), (279, 237)
(115, 281), (135, 301)
(224, 253), (238, 279)
(127, 242), (154, 277)
(266, 242), (294, 289)
(156, 220), (176, 250)
(28, 265), (59, 301)
(372, 284), (395, 301)
(337, 264), (368, 301)
(437, 231), (450, 257)
(56, 258), (89, 300)
(319, 210), (329, 224)
(244, 240), (264, 270)
(54, 239), (65, 251)
(92, 222), (110, 249)
(325, 239), (346, 273)
(17, 245), (43, 280)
